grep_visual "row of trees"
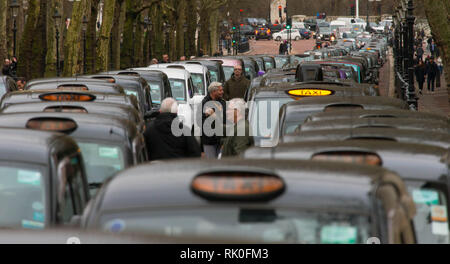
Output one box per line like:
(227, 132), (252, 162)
(0, 0), (244, 80)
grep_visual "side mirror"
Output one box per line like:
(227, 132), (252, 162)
(144, 109), (160, 120)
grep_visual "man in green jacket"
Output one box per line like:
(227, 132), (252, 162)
(223, 65), (250, 100)
(221, 98), (254, 157)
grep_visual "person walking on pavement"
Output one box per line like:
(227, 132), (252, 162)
(201, 82), (227, 159)
(223, 65), (250, 100)
(221, 98), (254, 158)
(415, 59), (426, 95)
(425, 56), (439, 93)
(144, 98), (201, 161)
(161, 54), (171, 64)
(430, 41), (438, 58)
(2, 59), (11, 76)
(415, 45), (424, 62)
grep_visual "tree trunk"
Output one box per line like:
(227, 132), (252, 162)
(96, 0), (116, 72)
(111, 0), (125, 70)
(176, 0), (186, 59)
(31, 0), (48, 79)
(209, 9), (219, 55)
(44, 0), (58, 77)
(0, 0), (7, 61)
(151, 3), (164, 61)
(120, 0), (137, 69)
(63, 0), (90, 77)
(186, 0), (197, 57)
(17, 0), (40, 80)
(422, 0), (450, 103)
(86, 0), (101, 74)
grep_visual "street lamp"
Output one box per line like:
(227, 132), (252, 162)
(53, 8), (62, 77)
(9, 0), (20, 57)
(82, 15), (88, 74)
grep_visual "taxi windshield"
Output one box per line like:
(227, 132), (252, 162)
(264, 61), (275, 70)
(223, 66), (234, 81)
(78, 142), (125, 193)
(191, 73), (205, 95)
(169, 79), (186, 102)
(0, 165), (46, 229)
(275, 57), (289, 68)
(0, 81), (6, 97)
(407, 184), (449, 244)
(249, 97), (294, 145)
(148, 81), (162, 104)
(209, 70), (219, 82)
(101, 208), (370, 244)
(124, 88), (140, 101)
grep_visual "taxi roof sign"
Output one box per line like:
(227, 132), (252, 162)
(287, 88), (334, 97)
(26, 118), (78, 133)
(191, 171), (285, 201)
(312, 151), (382, 166)
(57, 84), (89, 91)
(39, 92), (96, 102)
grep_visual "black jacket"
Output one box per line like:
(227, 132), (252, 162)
(201, 94), (227, 145)
(426, 62), (439, 78)
(415, 64), (426, 83)
(144, 112), (201, 161)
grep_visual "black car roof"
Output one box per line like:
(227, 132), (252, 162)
(308, 109), (449, 123)
(103, 70), (168, 79)
(244, 140), (448, 183)
(282, 127), (450, 148)
(252, 84), (375, 98)
(26, 81), (124, 94)
(25, 77), (108, 88)
(284, 96), (408, 110)
(0, 128), (78, 165)
(96, 159), (405, 214)
(300, 118), (449, 134)
(0, 112), (137, 143)
(1, 101), (141, 123)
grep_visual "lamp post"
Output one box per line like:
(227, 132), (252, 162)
(82, 15), (88, 74)
(9, 0), (20, 57)
(53, 8), (62, 77)
(141, 17), (150, 64)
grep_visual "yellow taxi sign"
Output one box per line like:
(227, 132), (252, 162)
(39, 93), (96, 102)
(191, 172), (285, 201)
(312, 152), (382, 166)
(287, 89), (334, 97)
(26, 118), (78, 133)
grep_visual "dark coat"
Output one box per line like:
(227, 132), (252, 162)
(201, 94), (227, 146)
(426, 62), (439, 78)
(144, 112), (201, 161)
(221, 119), (254, 157)
(415, 64), (426, 83)
(223, 74), (250, 100)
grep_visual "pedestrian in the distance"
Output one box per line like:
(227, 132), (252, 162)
(425, 56), (439, 93)
(161, 54), (171, 64)
(201, 82), (227, 159)
(2, 59), (11, 76)
(144, 98), (201, 161)
(415, 59), (426, 95)
(416, 45), (424, 62)
(10, 56), (17, 78)
(150, 58), (158, 65)
(223, 65), (250, 100)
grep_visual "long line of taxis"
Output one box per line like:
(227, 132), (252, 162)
(0, 31), (448, 244)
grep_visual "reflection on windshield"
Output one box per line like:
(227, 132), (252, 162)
(191, 73), (205, 95)
(209, 71), (219, 82)
(101, 208), (370, 244)
(223, 66), (234, 81)
(148, 82), (162, 104)
(78, 142), (125, 194)
(169, 79), (186, 101)
(0, 165), (46, 229)
(408, 186), (449, 244)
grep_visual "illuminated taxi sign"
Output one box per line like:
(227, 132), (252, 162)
(191, 172), (285, 201)
(287, 89), (334, 97)
(39, 93), (96, 102)
(93, 77), (116, 83)
(57, 85), (88, 91)
(26, 118), (78, 133)
(312, 152), (382, 166)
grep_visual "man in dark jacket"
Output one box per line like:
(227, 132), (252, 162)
(144, 98), (201, 161)
(223, 65), (250, 100)
(425, 57), (439, 93)
(415, 59), (426, 95)
(201, 82), (226, 158)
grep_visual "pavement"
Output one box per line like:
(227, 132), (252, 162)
(244, 38), (316, 56)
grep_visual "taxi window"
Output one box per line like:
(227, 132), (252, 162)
(0, 165), (46, 229)
(223, 66), (234, 81)
(191, 73), (205, 95)
(169, 79), (187, 102)
(78, 142), (125, 193)
(148, 81), (162, 104)
(209, 70), (219, 82)
(250, 97), (295, 143)
(0, 82), (6, 98)
(265, 61), (274, 70)
(124, 89), (140, 101)
(408, 185), (449, 244)
(101, 208), (370, 244)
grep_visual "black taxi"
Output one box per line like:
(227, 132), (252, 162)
(0, 112), (147, 195)
(306, 109), (450, 124)
(278, 96), (408, 138)
(282, 127), (450, 149)
(248, 83), (383, 147)
(298, 117), (449, 134)
(0, 101), (144, 133)
(243, 140), (450, 243)
(0, 90), (140, 114)
(0, 128), (89, 229)
(24, 77), (108, 88)
(81, 159), (416, 244)
(25, 81), (125, 95)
